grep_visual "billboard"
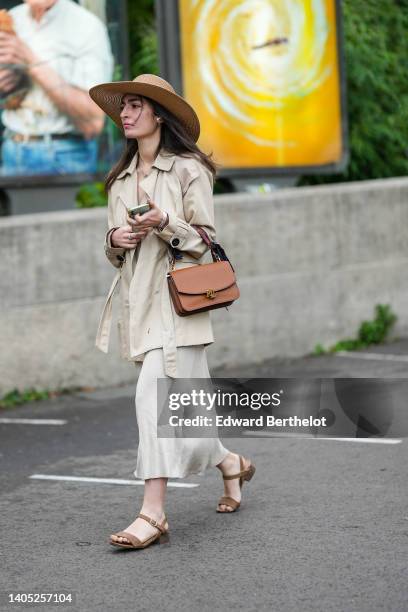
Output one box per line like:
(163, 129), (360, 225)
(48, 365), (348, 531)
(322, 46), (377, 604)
(156, 0), (348, 177)
(0, 0), (129, 186)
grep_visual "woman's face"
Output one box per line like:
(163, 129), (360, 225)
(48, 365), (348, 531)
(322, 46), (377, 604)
(119, 94), (161, 140)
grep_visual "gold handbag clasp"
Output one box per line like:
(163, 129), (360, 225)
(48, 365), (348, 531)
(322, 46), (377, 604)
(206, 289), (216, 299)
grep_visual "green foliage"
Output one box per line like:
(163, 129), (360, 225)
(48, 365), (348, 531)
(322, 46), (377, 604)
(300, 0), (408, 185)
(357, 304), (397, 345)
(313, 343), (327, 355)
(315, 304), (397, 354)
(329, 337), (365, 352)
(0, 385), (95, 409)
(127, 0), (158, 77)
(0, 388), (51, 409)
(75, 182), (107, 208)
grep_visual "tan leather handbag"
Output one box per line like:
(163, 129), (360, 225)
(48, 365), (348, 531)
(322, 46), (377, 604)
(166, 226), (240, 316)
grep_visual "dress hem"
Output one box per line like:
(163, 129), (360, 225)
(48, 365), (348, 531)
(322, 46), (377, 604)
(132, 446), (230, 481)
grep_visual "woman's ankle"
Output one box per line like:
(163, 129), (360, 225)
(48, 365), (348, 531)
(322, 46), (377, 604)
(139, 505), (166, 521)
(216, 451), (238, 472)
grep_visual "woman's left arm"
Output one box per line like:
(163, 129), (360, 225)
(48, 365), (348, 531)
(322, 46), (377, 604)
(154, 164), (216, 259)
(127, 163), (216, 260)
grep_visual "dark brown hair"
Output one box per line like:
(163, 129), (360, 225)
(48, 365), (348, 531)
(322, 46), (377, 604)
(104, 94), (220, 192)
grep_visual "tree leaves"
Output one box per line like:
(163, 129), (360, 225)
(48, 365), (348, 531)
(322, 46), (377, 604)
(301, 0), (408, 183)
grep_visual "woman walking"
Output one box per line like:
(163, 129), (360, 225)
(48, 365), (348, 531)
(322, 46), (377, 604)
(89, 74), (255, 550)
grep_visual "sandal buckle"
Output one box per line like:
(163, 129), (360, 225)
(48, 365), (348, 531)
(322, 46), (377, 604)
(150, 518), (158, 527)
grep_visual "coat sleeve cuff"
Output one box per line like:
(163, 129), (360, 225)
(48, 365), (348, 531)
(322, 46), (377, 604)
(104, 227), (126, 265)
(152, 210), (193, 249)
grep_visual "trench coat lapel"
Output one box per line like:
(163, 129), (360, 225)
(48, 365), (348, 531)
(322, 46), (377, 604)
(117, 167), (160, 268)
(139, 168), (159, 203)
(116, 154), (136, 223)
(116, 149), (174, 204)
(115, 175), (135, 271)
(116, 162), (159, 209)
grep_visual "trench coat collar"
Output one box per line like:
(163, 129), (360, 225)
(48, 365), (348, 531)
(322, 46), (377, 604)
(116, 148), (176, 179)
(116, 149), (174, 210)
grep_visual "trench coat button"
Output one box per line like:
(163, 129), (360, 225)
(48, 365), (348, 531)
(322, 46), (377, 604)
(117, 254), (125, 262)
(171, 237), (180, 246)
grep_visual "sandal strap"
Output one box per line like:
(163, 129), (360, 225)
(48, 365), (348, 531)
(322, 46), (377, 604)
(222, 455), (248, 480)
(138, 513), (167, 534)
(218, 496), (240, 510)
(113, 530), (143, 547)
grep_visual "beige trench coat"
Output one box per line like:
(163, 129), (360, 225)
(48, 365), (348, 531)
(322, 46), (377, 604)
(95, 147), (217, 378)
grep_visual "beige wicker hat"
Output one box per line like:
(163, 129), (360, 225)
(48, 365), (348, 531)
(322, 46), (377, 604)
(89, 73), (200, 142)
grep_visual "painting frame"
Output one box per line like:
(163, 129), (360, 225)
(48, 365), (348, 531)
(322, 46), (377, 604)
(155, 0), (349, 178)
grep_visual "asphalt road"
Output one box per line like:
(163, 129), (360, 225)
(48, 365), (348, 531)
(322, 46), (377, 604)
(1, 340), (408, 612)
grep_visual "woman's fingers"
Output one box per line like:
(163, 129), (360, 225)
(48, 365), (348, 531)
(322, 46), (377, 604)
(119, 225), (151, 248)
(126, 214), (137, 229)
(126, 215), (147, 229)
(126, 213), (155, 231)
(111, 224), (153, 249)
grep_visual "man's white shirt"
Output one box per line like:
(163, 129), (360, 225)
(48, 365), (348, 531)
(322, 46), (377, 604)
(2, 0), (114, 136)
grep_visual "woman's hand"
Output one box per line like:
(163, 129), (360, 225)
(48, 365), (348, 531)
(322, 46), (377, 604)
(126, 199), (164, 233)
(111, 224), (151, 249)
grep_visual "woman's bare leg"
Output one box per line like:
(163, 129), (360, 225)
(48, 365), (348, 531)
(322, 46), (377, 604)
(216, 452), (252, 512)
(111, 477), (168, 544)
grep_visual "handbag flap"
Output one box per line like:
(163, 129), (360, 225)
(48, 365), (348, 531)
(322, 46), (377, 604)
(169, 260), (236, 295)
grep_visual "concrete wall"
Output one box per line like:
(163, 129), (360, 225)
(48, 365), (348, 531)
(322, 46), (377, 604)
(1, 176), (407, 394)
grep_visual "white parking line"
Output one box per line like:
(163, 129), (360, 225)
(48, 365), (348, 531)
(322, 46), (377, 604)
(29, 474), (199, 488)
(0, 418), (67, 425)
(336, 351), (408, 362)
(242, 431), (402, 443)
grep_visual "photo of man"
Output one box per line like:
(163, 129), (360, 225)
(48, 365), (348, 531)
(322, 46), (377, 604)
(0, 0), (114, 176)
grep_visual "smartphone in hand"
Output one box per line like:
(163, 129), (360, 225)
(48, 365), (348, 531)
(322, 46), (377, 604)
(128, 202), (151, 218)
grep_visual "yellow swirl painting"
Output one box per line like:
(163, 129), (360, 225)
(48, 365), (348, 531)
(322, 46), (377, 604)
(179, 0), (343, 169)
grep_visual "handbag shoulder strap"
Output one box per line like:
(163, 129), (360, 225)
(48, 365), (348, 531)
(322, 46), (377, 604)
(191, 225), (235, 271)
(191, 225), (213, 248)
(168, 225), (235, 272)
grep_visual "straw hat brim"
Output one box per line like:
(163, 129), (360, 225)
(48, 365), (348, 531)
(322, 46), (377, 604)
(89, 81), (200, 142)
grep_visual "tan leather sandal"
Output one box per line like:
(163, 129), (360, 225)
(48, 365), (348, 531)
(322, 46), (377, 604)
(217, 455), (256, 513)
(110, 513), (169, 549)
